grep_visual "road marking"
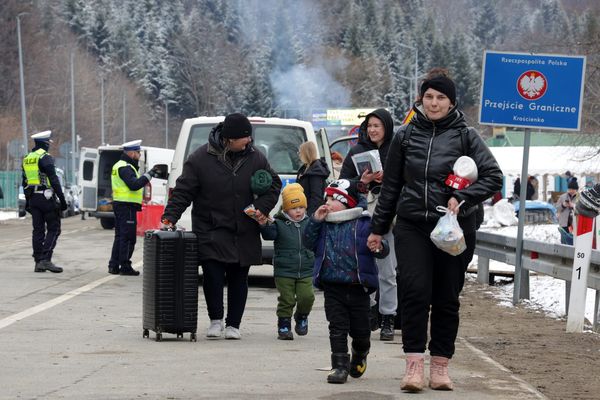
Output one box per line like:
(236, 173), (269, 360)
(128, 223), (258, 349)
(0, 261), (142, 331)
(460, 337), (549, 399)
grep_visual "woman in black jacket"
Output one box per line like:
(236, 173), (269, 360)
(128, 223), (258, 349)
(339, 108), (399, 342)
(162, 113), (281, 340)
(368, 73), (503, 391)
(296, 141), (330, 216)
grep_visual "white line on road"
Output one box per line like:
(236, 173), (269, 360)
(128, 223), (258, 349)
(0, 261), (142, 331)
(460, 337), (549, 399)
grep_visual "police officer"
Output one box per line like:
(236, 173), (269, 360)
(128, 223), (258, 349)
(108, 140), (159, 276)
(22, 130), (67, 273)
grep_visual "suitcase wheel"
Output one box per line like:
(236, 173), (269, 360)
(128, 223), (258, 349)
(190, 333), (197, 342)
(155, 332), (162, 342)
(143, 329), (149, 339)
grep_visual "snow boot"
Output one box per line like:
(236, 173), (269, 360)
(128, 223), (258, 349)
(327, 353), (350, 384)
(380, 314), (395, 341)
(400, 353), (425, 392)
(349, 338), (370, 378)
(293, 312), (308, 336)
(277, 317), (294, 340)
(429, 356), (454, 390)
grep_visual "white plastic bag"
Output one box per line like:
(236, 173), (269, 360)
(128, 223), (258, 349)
(430, 204), (466, 256)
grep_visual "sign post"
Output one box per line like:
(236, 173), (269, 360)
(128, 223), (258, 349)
(479, 51), (586, 306)
(566, 215), (594, 332)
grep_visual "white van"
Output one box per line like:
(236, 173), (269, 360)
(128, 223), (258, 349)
(166, 116), (332, 263)
(78, 145), (174, 229)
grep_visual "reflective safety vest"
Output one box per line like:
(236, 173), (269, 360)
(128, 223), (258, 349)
(111, 160), (143, 204)
(23, 149), (50, 187)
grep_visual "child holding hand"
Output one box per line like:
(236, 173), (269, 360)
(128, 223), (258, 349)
(303, 179), (388, 384)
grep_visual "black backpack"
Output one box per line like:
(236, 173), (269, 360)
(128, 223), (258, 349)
(399, 124), (485, 230)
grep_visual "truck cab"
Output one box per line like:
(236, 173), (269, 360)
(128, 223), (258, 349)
(166, 116), (332, 263)
(78, 145), (174, 229)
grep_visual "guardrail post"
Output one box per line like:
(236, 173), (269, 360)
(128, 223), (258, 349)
(477, 257), (490, 284)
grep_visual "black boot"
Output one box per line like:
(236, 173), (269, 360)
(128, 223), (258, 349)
(277, 317), (294, 340)
(120, 265), (140, 276)
(327, 353), (350, 384)
(349, 338), (370, 378)
(380, 314), (395, 341)
(108, 265), (120, 275)
(293, 312), (309, 336)
(37, 260), (63, 273)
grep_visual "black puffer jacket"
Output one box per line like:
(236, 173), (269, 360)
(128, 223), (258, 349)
(339, 108), (395, 191)
(162, 123), (282, 266)
(371, 105), (503, 235)
(296, 158), (330, 215)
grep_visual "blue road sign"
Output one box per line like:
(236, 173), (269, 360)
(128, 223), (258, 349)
(479, 51), (586, 131)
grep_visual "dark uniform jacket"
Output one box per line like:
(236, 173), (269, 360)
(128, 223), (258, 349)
(114, 153), (150, 211)
(163, 124), (282, 266)
(22, 143), (66, 207)
(371, 105), (503, 235)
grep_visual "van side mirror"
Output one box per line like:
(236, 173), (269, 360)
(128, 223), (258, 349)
(151, 164), (169, 180)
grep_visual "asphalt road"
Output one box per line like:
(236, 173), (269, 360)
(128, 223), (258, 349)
(0, 215), (548, 399)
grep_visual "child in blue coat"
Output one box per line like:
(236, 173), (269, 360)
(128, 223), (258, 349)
(261, 183), (315, 340)
(303, 179), (388, 384)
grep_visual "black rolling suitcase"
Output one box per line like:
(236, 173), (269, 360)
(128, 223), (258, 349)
(142, 230), (199, 341)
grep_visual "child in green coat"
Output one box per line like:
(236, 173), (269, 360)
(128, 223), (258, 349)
(260, 183), (315, 340)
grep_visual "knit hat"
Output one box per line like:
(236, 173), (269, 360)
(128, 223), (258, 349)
(420, 75), (457, 105)
(568, 177), (579, 190)
(324, 179), (359, 208)
(282, 183), (307, 211)
(221, 113), (252, 139)
(250, 169), (273, 195)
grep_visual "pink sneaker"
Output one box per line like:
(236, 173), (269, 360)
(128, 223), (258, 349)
(400, 354), (425, 392)
(429, 356), (454, 390)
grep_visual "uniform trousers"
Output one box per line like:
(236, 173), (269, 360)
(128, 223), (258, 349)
(29, 193), (61, 262)
(109, 201), (138, 269)
(394, 218), (476, 358)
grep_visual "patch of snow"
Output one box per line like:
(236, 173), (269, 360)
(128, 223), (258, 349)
(0, 211), (18, 221)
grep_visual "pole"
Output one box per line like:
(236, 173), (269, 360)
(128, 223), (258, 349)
(414, 48), (419, 102)
(70, 51), (76, 185)
(122, 92), (126, 143)
(100, 77), (105, 145)
(165, 100), (169, 148)
(513, 128), (531, 304)
(17, 13), (28, 154)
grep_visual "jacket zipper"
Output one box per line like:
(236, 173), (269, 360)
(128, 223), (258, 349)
(354, 220), (361, 285)
(424, 125), (436, 220)
(296, 222), (302, 279)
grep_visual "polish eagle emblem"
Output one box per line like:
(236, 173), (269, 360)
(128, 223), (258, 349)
(517, 70), (547, 100)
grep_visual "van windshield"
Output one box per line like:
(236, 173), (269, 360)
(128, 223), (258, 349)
(186, 124), (306, 175)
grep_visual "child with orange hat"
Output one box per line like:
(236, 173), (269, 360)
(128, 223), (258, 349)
(260, 183), (315, 340)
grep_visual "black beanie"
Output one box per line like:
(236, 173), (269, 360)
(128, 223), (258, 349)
(568, 177), (579, 190)
(221, 113), (252, 139)
(420, 75), (457, 105)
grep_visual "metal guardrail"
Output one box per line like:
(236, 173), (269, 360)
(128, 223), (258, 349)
(474, 230), (600, 332)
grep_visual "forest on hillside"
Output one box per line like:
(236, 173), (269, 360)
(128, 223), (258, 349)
(1, 0), (599, 169)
